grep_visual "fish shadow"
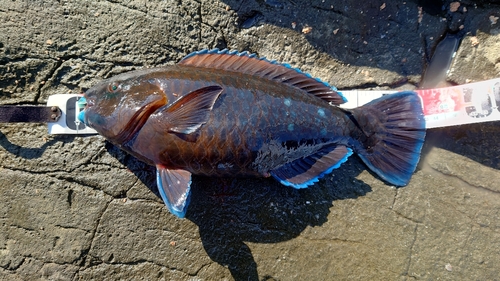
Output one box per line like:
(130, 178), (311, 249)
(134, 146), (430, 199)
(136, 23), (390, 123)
(106, 142), (372, 281)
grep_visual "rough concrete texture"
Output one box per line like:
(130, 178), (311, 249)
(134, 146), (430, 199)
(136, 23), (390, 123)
(1, 0), (500, 280)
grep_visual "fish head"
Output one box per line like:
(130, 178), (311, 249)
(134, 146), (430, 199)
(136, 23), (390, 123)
(79, 70), (167, 143)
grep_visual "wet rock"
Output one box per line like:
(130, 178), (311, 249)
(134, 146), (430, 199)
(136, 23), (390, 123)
(449, 31), (500, 83)
(1, 0), (500, 280)
(0, 60), (57, 104)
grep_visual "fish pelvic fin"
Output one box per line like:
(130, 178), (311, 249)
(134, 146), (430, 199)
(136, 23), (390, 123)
(156, 165), (192, 218)
(349, 91), (426, 186)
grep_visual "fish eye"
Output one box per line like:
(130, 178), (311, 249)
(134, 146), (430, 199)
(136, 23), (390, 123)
(108, 82), (120, 92)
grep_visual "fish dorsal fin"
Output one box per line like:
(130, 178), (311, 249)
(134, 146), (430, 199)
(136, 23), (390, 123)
(179, 49), (347, 105)
(270, 145), (353, 189)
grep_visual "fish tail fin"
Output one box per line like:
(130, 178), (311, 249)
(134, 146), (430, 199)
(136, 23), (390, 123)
(349, 91), (426, 186)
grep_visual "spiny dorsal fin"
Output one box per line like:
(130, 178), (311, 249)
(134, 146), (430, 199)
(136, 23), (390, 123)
(179, 49), (346, 105)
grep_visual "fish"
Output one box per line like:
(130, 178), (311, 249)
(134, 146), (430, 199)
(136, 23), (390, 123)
(78, 49), (426, 218)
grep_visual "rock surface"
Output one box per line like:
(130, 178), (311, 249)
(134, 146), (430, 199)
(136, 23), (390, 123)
(1, 0), (500, 280)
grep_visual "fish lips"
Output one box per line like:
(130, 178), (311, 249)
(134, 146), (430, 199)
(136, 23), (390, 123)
(77, 96), (94, 124)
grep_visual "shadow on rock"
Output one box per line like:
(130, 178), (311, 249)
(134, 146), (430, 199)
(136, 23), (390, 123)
(220, 0), (499, 78)
(105, 142), (372, 281)
(420, 122), (500, 170)
(0, 131), (76, 159)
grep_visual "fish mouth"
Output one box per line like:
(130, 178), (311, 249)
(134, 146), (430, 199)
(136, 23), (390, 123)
(77, 96), (93, 124)
(113, 97), (166, 144)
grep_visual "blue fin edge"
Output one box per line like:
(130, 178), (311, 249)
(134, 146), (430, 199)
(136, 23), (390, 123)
(155, 170), (191, 218)
(272, 147), (353, 189)
(354, 91), (426, 186)
(357, 137), (425, 186)
(182, 48), (347, 103)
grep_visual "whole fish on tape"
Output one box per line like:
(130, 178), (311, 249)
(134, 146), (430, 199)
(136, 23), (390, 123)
(78, 49), (426, 218)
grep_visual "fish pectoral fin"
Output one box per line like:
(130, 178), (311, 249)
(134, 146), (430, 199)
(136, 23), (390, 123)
(156, 165), (192, 218)
(160, 85), (223, 135)
(270, 145), (353, 189)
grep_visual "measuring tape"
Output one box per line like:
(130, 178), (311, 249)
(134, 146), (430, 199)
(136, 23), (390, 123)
(46, 94), (97, 134)
(341, 78), (500, 129)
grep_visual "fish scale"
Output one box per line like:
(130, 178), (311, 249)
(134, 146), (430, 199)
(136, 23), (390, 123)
(136, 72), (343, 177)
(80, 49), (425, 218)
(147, 79), (318, 174)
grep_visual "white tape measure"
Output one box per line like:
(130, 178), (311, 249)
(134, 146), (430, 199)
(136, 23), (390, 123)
(341, 78), (500, 129)
(46, 94), (97, 135)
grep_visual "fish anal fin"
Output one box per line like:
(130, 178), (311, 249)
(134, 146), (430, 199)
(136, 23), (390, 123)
(156, 165), (192, 218)
(179, 49), (346, 105)
(152, 85), (223, 135)
(271, 145), (353, 189)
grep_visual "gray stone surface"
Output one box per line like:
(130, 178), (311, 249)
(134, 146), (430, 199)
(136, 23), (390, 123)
(1, 0), (500, 280)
